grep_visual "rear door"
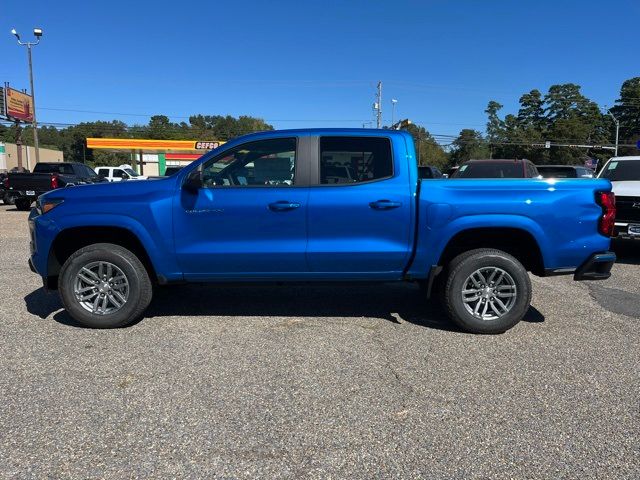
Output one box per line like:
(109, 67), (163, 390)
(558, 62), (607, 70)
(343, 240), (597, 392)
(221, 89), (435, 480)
(305, 135), (412, 278)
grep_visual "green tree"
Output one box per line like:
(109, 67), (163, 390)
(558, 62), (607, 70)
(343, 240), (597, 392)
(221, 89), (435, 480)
(90, 150), (132, 167)
(517, 89), (546, 132)
(485, 101), (505, 144)
(610, 77), (640, 155)
(450, 129), (490, 164)
(544, 84), (607, 164)
(404, 123), (448, 169)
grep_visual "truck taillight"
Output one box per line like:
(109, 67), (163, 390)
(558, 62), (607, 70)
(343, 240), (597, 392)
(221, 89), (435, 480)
(596, 191), (616, 237)
(51, 174), (59, 189)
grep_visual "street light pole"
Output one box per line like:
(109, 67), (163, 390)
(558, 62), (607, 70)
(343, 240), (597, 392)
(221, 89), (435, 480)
(607, 109), (620, 157)
(11, 27), (42, 163)
(391, 99), (398, 127)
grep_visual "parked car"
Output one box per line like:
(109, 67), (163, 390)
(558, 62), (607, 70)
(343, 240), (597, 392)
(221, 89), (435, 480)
(597, 156), (640, 238)
(29, 129), (615, 333)
(452, 159), (540, 178)
(537, 165), (594, 179)
(95, 165), (147, 182)
(148, 166), (186, 180)
(2, 167), (30, 205)
(164, 166), (183, 176)
(0, 172), (7, 204)
(5, 162), (106, 211)
(418, 166), (444, 179)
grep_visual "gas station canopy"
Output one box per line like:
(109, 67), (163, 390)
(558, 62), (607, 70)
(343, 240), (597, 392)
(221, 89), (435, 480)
(86, 138), (225, 151)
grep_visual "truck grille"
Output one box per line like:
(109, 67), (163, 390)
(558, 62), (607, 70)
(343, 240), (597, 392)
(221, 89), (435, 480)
(615, 196), (640, 223)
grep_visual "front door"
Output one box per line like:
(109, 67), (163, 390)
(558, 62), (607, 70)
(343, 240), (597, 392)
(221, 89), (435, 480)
(173, 136), (310, 280)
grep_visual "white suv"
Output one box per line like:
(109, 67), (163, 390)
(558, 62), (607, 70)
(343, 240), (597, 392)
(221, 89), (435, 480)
(598, 156), (640, 238)
(95, 165), (148, 182)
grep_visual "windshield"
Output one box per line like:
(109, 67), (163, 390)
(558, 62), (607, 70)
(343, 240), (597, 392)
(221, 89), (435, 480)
(599, 160), (640, 181)
(455, 162), (523, 178)
(123, 168), (139, 177)
(84, 165), (99, 178)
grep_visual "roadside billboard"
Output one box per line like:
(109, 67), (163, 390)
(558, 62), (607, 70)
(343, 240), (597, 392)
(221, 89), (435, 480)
(5, 87), (34, 123)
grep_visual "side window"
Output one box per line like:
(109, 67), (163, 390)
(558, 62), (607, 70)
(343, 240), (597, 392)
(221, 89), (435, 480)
(96, 168), (106, 176)
(201, 138), (296, 187)
(319, 136), (393, 184)
(112, 169), (124, 178)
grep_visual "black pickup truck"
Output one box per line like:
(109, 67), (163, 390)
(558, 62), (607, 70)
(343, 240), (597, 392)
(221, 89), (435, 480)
(4, 162), (106, 210)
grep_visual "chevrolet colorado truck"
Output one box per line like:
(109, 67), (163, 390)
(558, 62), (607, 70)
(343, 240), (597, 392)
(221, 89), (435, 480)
(28, 129), (616, 333)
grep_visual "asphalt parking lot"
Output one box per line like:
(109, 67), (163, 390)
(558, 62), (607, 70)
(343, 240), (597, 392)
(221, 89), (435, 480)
(0, 204), (637, 479)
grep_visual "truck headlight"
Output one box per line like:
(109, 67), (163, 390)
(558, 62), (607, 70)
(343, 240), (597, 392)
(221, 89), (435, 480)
(40, 198), (64, 214)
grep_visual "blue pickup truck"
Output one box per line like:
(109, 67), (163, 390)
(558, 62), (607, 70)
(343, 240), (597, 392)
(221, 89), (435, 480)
(28, 129), (616, 333)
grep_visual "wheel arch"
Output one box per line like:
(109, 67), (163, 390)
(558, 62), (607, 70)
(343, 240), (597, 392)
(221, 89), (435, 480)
(437, 227), (545, 276)
(47, 226), (158, 289)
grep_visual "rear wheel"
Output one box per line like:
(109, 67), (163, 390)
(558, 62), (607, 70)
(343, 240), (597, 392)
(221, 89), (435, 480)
(443, 248), (531, 334)
(15, 197), (32, 211)
(58, 243), (153, 328)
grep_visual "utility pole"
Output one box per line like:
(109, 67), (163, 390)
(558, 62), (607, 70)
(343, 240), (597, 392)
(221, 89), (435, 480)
(14, 121), (23, 169)
(607, 109), (620, 157)
(374, 81), (382, 128)
(11, 27), (43, 163)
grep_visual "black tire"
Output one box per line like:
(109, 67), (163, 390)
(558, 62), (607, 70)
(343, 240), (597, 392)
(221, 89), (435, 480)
(443, 248), (531, 334)
(58, 243), (153, 328)
(15, 197), (32, 211)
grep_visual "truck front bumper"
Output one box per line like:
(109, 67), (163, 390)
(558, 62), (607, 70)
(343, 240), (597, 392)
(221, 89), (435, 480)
(573, 251), (616, 281)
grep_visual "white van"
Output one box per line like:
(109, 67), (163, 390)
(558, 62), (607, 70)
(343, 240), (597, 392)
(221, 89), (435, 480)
(95, 165), (148, 182)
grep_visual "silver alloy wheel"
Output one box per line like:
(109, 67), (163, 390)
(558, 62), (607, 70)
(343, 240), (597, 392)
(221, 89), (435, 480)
(461, 267), (517, 321)
(74, 261), (129, 315)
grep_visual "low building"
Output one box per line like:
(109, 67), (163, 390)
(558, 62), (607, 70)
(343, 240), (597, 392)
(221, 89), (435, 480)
(0, 142), (64, 172)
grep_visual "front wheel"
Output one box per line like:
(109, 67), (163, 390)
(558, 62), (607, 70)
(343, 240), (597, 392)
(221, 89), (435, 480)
(58, 243), (153, 328)
(15, 197), (32, 211)
(443, 248), (531, 334)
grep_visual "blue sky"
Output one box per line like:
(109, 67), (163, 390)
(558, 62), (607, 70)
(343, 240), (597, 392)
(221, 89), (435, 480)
(1, 0), (638, 139)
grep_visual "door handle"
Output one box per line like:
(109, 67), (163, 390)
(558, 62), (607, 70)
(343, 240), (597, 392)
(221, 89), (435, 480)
(369, 200), (402, 210)
(268, 201), (301, 211)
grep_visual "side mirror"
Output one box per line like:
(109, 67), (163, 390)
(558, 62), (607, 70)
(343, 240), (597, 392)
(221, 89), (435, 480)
(183, 170), (203, 192)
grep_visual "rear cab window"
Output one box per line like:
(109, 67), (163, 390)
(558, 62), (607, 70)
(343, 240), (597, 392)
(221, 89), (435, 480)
(33, 163), (75, 175)
(319, 136), (393, 184)
(455, 162), (524, 179)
